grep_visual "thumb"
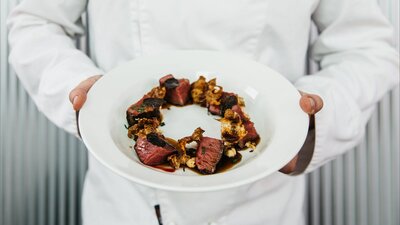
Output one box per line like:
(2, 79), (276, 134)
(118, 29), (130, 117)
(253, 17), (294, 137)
(299, 92), (323, 115)
(69, 75), (102, 111)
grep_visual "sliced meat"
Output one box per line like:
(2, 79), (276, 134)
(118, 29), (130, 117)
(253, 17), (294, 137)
(207, 92), (234, 116)
(209, 103), (246, 118)
(238, 121), (260, 149)
(159, 74), (175, 86)
(195, 137), (224, 174)
(134, 133), (177, 166)
(208, 104), (221, 115)
(159, 74), (191, 106)
(231, 105), (249, 122)
(220, 92), (238, 115)
(126, 97), (164, 126)
(166, 79), (191, 106)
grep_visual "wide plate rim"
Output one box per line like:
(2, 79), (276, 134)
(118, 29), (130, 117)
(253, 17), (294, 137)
(79, 50), (308, 192)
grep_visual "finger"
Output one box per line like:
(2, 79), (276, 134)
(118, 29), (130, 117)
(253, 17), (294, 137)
(69, 75), (102, 111)
(69, 89), (88, 111)
(299, 94), (323, 115)
(279, 155), (298, 174)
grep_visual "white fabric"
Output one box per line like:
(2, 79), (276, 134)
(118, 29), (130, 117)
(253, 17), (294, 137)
(7, 0), (399, 224)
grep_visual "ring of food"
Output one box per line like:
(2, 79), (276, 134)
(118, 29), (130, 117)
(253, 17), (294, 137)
(126, 75), (260, 174)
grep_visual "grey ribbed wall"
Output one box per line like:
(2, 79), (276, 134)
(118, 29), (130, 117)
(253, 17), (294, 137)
(0, 1), (399, 225)
(1, 0), (88, 225)
(307, 1), (400, 225)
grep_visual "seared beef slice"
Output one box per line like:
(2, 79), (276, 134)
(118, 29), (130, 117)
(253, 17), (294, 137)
(134, 133), (177, 165)
(208, 104), (221, 115)
(238, 121), (260, 148)
(196, 137), (224, 174)
(208, 92), (237, 116)
(126, 97), (164, 126)
(159, 74), (190, 106)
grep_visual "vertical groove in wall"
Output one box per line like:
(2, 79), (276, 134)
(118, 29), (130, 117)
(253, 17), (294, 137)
(391, 87), (400, 225)
(379, 96), (392, 225)
(367, 111), (381, 225)
(320, 165), (332, 225)
(332, 157), (344, 225)
(47, 122), (57, 225)
(0, 0), (6, 223)
(14, 71), (23, 225)
(27, 102), (34, 225)
(355, 140), (368, 225)
(343, 150), (356, 225)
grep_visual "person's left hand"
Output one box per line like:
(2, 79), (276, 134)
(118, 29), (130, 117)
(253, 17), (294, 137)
(279, 92), (323, 174)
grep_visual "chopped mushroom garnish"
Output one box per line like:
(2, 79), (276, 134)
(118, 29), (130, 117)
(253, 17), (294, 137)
(168, 154), (191, 169)
(245, 142), (257, 150)
(220, 109), (247, 143)
(206, 85), (223, 106)
(167, 155), (180, 169)
(225, 148), (237, 158)
(168, 127), (205, 170)
(177, 128), (204, 155)
(191, 127), (205, 142)
(147, 86), (166, 99)
(191, 76), (208, 105)
(237, 96), (246, 107)
(128, 118), (160, 139)
(185, 157), (196, 168)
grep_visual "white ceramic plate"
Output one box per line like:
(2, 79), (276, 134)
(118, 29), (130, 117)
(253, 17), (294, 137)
(79, 51), (308, 192)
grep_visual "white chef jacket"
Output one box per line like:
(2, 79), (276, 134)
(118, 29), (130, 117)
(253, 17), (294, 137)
(7, 0), (399, 224)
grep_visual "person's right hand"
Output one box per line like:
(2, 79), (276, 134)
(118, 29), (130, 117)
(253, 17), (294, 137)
(69, 75), (102, 111)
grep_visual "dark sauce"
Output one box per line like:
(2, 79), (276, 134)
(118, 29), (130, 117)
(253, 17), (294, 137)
(153, 151), (243, 175)
(214, 152), (242, 173)
(151, 164), (176, 173)
(162, 101), (194, 110)
(161, 103), (171, 110)
(165, 137), (179, 149)
(186, 152), (242, 175)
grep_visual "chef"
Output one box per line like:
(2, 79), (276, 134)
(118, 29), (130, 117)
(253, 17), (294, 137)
(7, 0), (399, 225)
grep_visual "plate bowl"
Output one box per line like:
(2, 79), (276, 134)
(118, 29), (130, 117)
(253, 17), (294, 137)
(79, 51), (308, 192)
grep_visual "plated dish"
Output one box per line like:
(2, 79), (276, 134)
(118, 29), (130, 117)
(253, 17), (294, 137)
(79, 51), (308, 192)
(126, 74), (260, 174)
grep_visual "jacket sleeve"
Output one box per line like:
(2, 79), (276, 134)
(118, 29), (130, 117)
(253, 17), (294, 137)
(294, 0), (399, 173)
(7, 0), (104, 136)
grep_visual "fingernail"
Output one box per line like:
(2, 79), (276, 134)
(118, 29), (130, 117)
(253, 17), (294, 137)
(73, 96), (78, 105)
(308, 97), (315, 114)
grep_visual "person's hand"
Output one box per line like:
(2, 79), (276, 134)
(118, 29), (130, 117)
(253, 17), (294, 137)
(69, 75), (102, 111)
(279, 92), (323, 174)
